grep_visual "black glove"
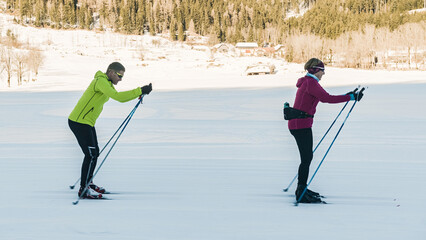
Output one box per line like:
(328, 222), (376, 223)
(141, 83), (152, 95)
(345, 87), (359, 96)
(352, 90), (364, 101)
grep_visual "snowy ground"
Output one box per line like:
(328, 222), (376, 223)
(1, 10), (426, 240)
(1, 83), (426, 240)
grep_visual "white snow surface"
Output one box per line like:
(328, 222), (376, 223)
(1, 12), (426, 240)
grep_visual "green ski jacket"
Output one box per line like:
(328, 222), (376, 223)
(69, 71), (142, 127)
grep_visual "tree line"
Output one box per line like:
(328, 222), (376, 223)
(4, 0), (426, 43)
(1, 0), (424, 76)
(284, 22), (425, 69)
(0, 30), (44, 87)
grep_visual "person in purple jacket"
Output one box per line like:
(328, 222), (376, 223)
(289, 58), (363, 203)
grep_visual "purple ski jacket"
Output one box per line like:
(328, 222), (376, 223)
(288, 75), (351, 130)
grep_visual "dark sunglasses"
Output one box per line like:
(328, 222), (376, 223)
(115, 72), (123, 79)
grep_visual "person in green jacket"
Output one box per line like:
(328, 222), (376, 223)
(68, 62), (152, 199)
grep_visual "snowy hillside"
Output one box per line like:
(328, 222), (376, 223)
(1, 12), (425, 92)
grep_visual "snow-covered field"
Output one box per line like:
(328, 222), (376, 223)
(1, 11), (426, 240)
(1, 84), (426, 239)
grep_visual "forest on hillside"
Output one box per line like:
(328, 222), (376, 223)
(4, 0), (425, 42)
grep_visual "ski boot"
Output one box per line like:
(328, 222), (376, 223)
(78, 186), (103, 199)
(89, 182), (106, 194)
(295, 184), (322, 203)
(306, 188), (324, 198)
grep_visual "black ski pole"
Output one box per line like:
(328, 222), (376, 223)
(73, 95), (145, 205)
(295, 88), (365, 205)
(69, 99), (141, 190)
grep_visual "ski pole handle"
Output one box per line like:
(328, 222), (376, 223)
(356, 87), (365, 101)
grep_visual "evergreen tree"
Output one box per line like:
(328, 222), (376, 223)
(155, 4), (162, 33)
(136, 0), (147, 34)
(84, 6), (93, 29)
(19, 0), (31, 22)
(121, 1), (132, 32)
(34, 0), (47, 27)
(146, 1), (155, 35)
(170, 17), (177, 40)
(100, 2), (108, 27)
(177, 21), (185, 41)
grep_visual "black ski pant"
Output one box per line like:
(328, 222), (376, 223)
(290, 128), (313, 186)
(68, 119), (100, 189)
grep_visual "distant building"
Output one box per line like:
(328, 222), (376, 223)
(236, 42), (259, 55)
(274, 44), (285, 56)
(254, 48), (266, 57)
(274, 44), (284, 51)
(236, 42), (259, 48)
(212, 43), (231, 53)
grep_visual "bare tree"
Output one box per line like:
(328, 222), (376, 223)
(14, 50), (27, 86)
(0, 48), (4, 77)
(397, 23), (426, 70)
(1, 47), (13, 87)
(284, 32), (323, 63)
(374, 27), (391, 68)
(284, 20), (426, 70)
(27, 48), (44, 81)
